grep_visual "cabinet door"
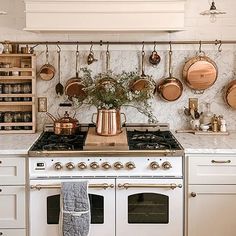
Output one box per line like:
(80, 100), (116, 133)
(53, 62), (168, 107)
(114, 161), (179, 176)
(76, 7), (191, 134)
(0, 158), (25, 185)
(0, 186), (25, 228)
(188, 185), (236, 236)
(0, 229), (26, 236)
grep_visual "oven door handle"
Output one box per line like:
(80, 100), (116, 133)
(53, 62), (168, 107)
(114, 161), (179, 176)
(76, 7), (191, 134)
(117, 183), (182, 190)
(30, 183), (114, 190)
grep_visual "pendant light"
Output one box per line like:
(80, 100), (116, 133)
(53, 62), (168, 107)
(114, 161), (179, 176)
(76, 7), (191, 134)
(200, 0), (226, 23)
(0, 11), (7, 15)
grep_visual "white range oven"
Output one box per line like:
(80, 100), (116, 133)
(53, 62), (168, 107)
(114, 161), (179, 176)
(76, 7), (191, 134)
(29, 155), (183, 236)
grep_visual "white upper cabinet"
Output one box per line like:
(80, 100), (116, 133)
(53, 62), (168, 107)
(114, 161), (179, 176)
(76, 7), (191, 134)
(24, 0), (186, 31)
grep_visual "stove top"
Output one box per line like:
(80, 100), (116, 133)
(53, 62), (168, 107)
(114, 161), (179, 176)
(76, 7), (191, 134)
(29, 124), (183, 156)
(127, 130), (182, 151)
(30, 131), (87, 152)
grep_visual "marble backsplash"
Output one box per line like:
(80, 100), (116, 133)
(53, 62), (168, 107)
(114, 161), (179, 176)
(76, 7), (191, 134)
(36, 49), (236, 131)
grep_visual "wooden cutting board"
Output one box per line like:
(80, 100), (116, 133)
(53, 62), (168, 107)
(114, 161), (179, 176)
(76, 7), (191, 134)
(84, 127), (129, 150)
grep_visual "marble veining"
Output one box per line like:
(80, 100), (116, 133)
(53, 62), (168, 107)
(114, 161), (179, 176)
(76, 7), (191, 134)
(173, 131), (236, 154)
(35, 49), (236, 131)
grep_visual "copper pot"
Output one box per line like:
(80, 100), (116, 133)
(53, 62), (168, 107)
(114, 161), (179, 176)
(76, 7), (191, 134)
(183, 53), (218, 93)
(46, 111), (79, 135)
(157, 47), (183, 101)
(92, 109), (126, 136)
(225, 80), (236, 109)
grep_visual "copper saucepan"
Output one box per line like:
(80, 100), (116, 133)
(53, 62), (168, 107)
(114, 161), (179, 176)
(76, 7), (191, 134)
(225, 80), (236, 109)
(157, 43), (183, 101)
(65, 46), (86, 101)
(182, 51), (218, 93)
(38, 46), (56, 81)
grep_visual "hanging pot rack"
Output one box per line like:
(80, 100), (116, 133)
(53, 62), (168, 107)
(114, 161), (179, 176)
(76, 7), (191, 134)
(0, 39), (234, 47)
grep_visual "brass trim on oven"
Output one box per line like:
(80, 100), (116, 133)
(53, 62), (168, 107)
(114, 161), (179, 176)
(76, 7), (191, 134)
(30, 183), (114, 190)
(117, 183), (182, 190)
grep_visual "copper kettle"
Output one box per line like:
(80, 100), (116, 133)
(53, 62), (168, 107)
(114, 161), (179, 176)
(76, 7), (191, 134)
(46, 111), (79, 135)
(92, 109), (126, 136)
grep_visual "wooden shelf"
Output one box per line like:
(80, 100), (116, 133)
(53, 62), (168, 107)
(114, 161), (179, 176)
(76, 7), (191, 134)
(0, 68), (34, 72)
(0, 101), (34, 106)
(0, 54), (36, 133)
(0, 94), (33, 98)
(0, 122), (33, 127)
(0, 76), (34, 80)
(0, 54), (35, 57)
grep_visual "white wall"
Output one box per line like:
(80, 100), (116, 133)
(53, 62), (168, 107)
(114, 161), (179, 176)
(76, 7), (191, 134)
(0, 0), (236, 131)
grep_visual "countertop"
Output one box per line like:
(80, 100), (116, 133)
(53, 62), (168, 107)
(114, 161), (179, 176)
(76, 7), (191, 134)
(173, 131), (236, 154)
(0, 133), (41, 155)
(0, 131), (236, 155)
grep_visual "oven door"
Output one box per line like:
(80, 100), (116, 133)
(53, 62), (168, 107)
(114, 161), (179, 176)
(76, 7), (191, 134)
(29, 178), (115, 236)
(116, 178), (183, 236)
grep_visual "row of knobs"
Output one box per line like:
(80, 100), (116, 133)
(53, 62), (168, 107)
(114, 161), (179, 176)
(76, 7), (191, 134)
(54, 161), (172, 170)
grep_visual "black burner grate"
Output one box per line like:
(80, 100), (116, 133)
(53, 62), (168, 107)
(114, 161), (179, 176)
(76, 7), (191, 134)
(30, 131), (87, 151)
(127, 130), (182, 150)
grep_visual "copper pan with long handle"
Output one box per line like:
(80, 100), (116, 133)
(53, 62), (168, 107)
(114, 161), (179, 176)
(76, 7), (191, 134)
(157, 43), (183, 102)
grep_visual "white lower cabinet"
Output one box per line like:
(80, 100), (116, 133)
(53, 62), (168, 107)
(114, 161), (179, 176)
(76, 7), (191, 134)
(0, 186), (25, 228)
(0, 229), (26, 236)
(0, 156), (26, 235)
(188, 185), (236, 236)
(187, 154), (236, 236)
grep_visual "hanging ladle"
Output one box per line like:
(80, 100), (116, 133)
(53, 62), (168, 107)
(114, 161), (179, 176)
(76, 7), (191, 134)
(87, 42), (98, 65)
(55, 45), (64, 96)
(149, 41), (161, 66)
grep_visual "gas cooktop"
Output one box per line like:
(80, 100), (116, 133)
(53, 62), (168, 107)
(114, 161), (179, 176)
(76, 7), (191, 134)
(127, 130), (182, 151)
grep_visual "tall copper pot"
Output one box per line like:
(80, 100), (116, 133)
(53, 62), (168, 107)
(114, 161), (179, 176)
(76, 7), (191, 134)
(92, 109), (126, 136)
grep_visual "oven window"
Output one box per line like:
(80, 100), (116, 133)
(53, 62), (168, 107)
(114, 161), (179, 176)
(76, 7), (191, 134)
(128, 193), (169, 224)
(47, 194), (104, 224)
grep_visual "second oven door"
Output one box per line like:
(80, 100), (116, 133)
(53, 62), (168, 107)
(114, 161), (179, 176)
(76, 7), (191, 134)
(29, 178), (115, 236)
(116, 178), (183, 236)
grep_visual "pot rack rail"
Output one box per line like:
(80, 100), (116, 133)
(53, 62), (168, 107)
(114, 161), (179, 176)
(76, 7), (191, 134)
(1, 39), (236, 46)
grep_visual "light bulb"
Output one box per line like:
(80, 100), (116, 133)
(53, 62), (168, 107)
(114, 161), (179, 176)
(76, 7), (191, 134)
(210, 14), (217, 23)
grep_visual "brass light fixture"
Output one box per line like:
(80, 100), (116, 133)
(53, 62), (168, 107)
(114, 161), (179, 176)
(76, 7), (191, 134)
(0, 11), (7, 15)
(200, 0), (226, 23)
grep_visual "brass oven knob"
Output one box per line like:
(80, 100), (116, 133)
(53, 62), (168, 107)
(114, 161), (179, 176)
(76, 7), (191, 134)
(150, 161), (159, 170)
(162, 161), (172, 170)
(66, 162), (75, 170)
(126, 162), (136, 170)
(90, 162), (99, 169)
(102, 162), (111, 170)
(54, 162), (63, 170)
(78, 162), (87, 170)
(114, 162), (124, 170)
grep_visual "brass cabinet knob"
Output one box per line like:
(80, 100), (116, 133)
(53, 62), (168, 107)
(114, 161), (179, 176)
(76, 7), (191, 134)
(162, 161), (172, 170)
(114, 162), (124, 170)
(126, 162), (136, 170)
(102, 162), (111, 170)
(191, 192), (197, 197)
(66, 162), (75, 170)
(150, 161), (160, 170)
(90, 162), (99, 169)
(78, 162), (87, 170)
(54, 162), (63, 170)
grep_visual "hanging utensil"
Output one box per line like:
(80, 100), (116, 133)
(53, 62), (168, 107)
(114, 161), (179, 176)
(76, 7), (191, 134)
(65, 44), (87, 101)
(224, 79), (236, 109)
(157, 42), (183, 101)
(130, 42), (156, 94)
(182, 41), (218, 93)
(39, 44), (56, 81)
(55, 45), (64, 96)
(87, 42), (98, 65)
(149, 41), (161, 66)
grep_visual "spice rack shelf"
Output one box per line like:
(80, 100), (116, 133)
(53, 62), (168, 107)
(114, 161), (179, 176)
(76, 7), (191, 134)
(0, 54), (36, 133)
